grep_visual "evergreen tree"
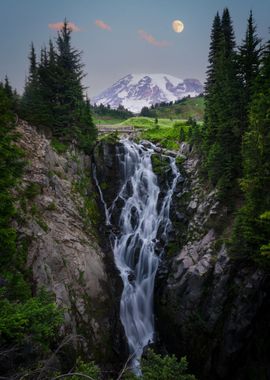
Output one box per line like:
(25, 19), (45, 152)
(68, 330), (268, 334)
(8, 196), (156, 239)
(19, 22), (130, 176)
(231, 38), (270, 263)
(20, 43), (43, 124)
(202, 8), (242, 198)
(53, 19), (84, 138)
(20, 20), (97, 152)
(4, 75), (13, 100)
(0, 86), (24, 268)
(238, 11), (262, 135)
(29, 42), (38, 81)
(203, 12), (222, 156)
(239, 11), (261, 103)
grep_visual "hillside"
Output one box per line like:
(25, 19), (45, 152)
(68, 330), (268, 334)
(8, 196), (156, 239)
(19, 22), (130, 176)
(151, 95), (205, 120)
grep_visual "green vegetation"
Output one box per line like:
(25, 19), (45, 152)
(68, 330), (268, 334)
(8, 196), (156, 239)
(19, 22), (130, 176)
(189, 8), (270, 265)
(0, 80), (64, 377)
(68, 357), (102, 380)
(151, 154), (171, 175)
(0, 290), (63, 345)
(140, 120), (189, 150)
(94, 117), (125, 125)
(141, 96), (205, 121)
(121, 116), (186, 129)
(92, 103), (133, 123)
(125, 350), (196, 380)
(119, 116), (190, 149)
(24, 182), (42, 199)
(231, 36), (270, 264)
(98, 131), (119, 143)
(51, 137), (68, 154)
(20, 20), (97, 154)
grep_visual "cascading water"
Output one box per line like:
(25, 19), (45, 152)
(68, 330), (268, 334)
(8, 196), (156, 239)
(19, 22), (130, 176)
(94, 139), (181, 373)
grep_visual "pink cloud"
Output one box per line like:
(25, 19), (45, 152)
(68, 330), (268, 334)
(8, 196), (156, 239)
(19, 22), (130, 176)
(48, 22), (81, 32)
(95, 19), (112, 31)
(138, 29), (171, 47)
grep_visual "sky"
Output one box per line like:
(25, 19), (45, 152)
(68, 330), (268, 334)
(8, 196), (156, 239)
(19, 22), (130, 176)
(1, 0), (270, 98)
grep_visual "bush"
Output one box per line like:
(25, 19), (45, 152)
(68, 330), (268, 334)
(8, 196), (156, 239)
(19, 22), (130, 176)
(69, 358), (102, 380)
(51, 138), (68, 154)
(24, 182), (42, 199)
(124, 350), (196, 380)
(0, 290), (63, 345)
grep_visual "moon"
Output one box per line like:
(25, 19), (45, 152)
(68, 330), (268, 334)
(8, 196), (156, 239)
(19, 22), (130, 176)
(172, 20), (184, 33)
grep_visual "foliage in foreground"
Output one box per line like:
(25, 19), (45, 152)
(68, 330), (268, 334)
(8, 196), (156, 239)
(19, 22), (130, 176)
(125, 350), (196, 380)
(0, 290), (63, 345)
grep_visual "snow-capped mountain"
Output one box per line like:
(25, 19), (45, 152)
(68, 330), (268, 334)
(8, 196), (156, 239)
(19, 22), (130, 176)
(92, 73), (203, 113)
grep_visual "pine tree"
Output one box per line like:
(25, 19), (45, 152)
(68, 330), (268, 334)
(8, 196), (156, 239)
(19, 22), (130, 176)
(20, 43), (43, 124)
(239, 11), (261, 102)
(53, 19), (84, 138)
(221, 8), (236, 54)
(20, 20), (97, 152)
(203, 12), (222, 158)
(238, 11), (262, 136)
(231, 38), (270, 262)
(29, 42), (38, 82)
(203, 8), (242, 197)
(4, 76), (13, 100)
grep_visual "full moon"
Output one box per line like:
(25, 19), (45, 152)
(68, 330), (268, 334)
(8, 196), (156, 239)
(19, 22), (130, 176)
(172, 20), (184, 33)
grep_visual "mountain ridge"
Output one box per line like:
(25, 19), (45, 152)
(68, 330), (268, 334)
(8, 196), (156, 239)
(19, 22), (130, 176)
(92, 73), (203, 113)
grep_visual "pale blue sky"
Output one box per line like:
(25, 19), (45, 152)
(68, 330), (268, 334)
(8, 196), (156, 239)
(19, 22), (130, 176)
(1, 0), (269, 98)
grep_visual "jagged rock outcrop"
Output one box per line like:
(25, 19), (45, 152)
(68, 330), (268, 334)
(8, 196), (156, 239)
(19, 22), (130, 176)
(156, 143), (270, 380)
(15, 121), (122, 365)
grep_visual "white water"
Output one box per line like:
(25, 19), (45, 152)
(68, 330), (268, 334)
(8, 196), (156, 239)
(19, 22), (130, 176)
(95, 139), (180, 373)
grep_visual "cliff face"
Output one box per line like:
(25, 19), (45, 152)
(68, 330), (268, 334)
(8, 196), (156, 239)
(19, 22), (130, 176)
(155, 143), (270, 380)
(15, 122), (121, 364)
(15, 126), (270, 377)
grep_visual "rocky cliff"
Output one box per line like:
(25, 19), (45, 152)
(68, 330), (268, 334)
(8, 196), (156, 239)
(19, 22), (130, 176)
(155, 143), (270, 380)
(16, 125), (270, 378)
(15, 121), (122, 366)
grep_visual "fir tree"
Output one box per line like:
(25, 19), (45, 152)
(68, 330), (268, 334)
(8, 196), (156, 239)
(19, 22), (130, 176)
(203, 12), (222, 156)
(202, 8), (243, 197)
(4, 76), (13, 100)
(20, 43), (43, 124)
(53, 19), (84, 138)
(231, 38), (270, 263)
(238, 11), (262, 135)
(20, 20), (97, 152)
(239, 11), (261, 102)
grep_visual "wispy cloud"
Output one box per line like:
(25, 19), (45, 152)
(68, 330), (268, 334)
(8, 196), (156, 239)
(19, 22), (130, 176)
(138, 29), (171, 47)
(48, 22), (81, 32)
(95, 19), (112, 31)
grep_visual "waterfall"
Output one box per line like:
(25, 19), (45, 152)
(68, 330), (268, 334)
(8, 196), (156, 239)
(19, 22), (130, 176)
(95, 139), (180, 373)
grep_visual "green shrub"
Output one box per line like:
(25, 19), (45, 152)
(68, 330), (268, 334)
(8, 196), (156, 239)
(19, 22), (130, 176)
(46, 201), (57, 211)
(125, 350), (196, 380)
(0, 290), (63, 345)
(69, 358), (102, 380)
(51, 138), (68, 154)
(24, 182), (42, 199)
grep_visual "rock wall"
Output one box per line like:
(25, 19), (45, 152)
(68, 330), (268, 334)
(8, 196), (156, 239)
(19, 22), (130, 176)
(156, 143), (270, 380)
(16, 122), (122, 366)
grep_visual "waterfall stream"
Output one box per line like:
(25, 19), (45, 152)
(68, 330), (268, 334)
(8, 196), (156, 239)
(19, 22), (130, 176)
(94, 139), (180, 373)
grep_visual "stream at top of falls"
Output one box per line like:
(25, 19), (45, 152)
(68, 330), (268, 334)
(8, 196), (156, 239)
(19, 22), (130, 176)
(94, 139), (181, 374)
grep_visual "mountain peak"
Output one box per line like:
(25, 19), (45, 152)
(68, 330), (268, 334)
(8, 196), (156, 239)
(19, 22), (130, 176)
(92, 73), (203, 113)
